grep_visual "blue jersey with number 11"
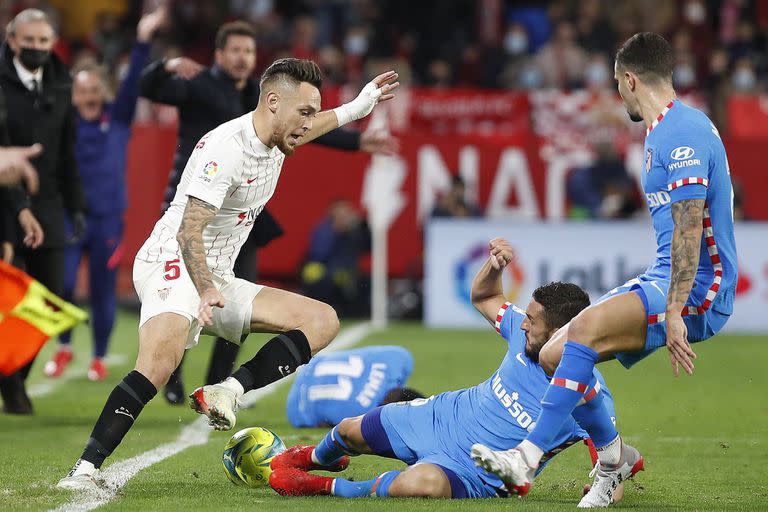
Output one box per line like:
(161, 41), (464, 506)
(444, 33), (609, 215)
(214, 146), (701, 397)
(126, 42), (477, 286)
(286, 346), (414, 427)
(642, 100), (737, 316)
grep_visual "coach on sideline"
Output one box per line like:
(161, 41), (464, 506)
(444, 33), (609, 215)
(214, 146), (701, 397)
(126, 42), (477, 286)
(0, 8), (86, 415)
(140, 20), (399, 405)
(0, 87), (41, 265)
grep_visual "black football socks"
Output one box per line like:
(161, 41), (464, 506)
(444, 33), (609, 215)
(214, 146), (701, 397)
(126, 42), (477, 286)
(231, 330), (311, 392)
(81, 370), (157, 468)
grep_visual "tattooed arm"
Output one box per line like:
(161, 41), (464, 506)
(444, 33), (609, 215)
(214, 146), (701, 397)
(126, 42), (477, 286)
(177, 196), (225, 325)
(665, 198), (705, 376)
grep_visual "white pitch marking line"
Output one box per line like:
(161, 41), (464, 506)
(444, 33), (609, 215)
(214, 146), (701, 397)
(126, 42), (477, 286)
(50, 322), (374, 512)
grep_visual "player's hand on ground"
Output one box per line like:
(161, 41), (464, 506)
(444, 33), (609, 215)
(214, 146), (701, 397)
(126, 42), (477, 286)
(665, 312), (696, 376)
(360, 126), (400, 155)
(198, 288), (225, 326)
(488, 237), (514, 270)
(165, 57), (204, 80)
(18, 208), (44, 249)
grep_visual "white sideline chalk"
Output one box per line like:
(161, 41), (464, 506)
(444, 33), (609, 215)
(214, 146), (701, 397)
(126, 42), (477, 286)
(51, 323), (373, 512)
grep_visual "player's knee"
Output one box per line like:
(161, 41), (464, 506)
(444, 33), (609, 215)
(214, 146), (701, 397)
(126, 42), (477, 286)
(567, 309), (600, 347)
(305, 302), (339, 353)
(389, 470), (450, 498)
(135, 357), (177, 389)
(539, 343), (560, 375)
(336, 416), (366, 452)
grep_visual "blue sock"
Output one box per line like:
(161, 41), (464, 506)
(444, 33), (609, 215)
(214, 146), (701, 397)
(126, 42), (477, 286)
(527, 341), (599, 450)
(571, 377), (619, 448)
(314, 426), (356, 466)
(332, 471), (400, 498)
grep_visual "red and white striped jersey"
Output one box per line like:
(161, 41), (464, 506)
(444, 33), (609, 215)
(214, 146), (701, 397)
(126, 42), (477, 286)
(136, 112), (285, 279)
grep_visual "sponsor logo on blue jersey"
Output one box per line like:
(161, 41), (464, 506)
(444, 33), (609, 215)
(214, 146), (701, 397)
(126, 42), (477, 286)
(645, 190), (671, 208)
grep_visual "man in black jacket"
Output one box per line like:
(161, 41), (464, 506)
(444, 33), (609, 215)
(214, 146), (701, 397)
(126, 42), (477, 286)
(0, 9), (86, 414)
(140, 21), (398, 404)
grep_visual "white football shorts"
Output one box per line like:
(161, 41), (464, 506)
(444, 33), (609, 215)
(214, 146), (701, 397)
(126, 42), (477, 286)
(133, 258), (263, 348)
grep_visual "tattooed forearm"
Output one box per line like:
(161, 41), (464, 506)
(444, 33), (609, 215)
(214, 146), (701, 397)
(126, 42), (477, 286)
(667, 198), (705, 311)
(177, 196), (218, 295)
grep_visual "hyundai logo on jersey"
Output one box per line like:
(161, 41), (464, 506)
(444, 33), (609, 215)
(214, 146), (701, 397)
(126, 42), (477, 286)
(670, 146), (695, 160)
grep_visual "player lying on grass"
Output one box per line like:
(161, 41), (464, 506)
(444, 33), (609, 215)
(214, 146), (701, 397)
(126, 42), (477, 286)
(267, 237), (620, 500)
(286, 345), (424, 428)
(57, 58), (398, 491)
(471, 32), (735, 508)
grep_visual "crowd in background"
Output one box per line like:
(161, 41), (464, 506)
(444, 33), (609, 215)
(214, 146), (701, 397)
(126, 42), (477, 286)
(2, 0), (766, 132)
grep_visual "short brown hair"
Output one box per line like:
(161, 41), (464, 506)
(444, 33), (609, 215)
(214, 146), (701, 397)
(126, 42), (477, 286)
(615, 32), (674, 84)
(215, 21), (256, 50)
(259, 58), (323, 90)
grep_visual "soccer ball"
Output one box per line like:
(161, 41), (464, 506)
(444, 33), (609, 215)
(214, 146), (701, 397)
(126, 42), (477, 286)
(222, 426), (286, 487)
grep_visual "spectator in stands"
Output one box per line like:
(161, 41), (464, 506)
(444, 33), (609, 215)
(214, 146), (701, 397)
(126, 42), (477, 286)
(567, 142), (639, 220)
(534, 20), (587, 89)
(574, 0), (617, 55)
(583, 53), (611, 91)
(731, 57), (759, 94)
(431, 175), (482, 218)
(497, 22), (542, 90)
(301, 199), (371, 317)
(42, 6), (167, 383)
(0, 8), (85, 414)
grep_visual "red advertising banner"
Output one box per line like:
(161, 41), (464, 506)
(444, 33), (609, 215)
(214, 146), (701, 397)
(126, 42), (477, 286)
(119, 90), (768, 291)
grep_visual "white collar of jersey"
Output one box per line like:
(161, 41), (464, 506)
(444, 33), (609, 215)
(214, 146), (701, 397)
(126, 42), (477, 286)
(243, 112), (274, 154)
(646, 100), (675, 136)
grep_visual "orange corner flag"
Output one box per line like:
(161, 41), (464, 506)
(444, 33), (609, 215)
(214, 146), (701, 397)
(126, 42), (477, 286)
(0, 260), (88, 376)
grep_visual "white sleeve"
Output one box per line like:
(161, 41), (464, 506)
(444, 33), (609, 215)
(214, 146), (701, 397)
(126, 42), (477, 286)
(185, 137), (242, 209)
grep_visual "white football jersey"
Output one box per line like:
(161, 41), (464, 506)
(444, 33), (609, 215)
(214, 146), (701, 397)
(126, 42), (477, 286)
(136, 112), (285, 279)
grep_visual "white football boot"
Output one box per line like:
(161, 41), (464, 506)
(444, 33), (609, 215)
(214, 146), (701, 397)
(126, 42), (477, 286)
(578, 442), (644, 508)
(57, 461), (102, 492)
(470, 444), (536, 496)
(189, 384), (239, 431)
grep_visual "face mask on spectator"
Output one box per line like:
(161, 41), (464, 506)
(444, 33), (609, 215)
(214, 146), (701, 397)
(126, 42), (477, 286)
(732, 69), (756, 91)
(585, 63), (608, 87)
(673, 65), (696, 88)
(504, 32), (528, 55)
(19, 47), (50, 70)
(519, 65), (542, 89)
(344, 34), (368, 56)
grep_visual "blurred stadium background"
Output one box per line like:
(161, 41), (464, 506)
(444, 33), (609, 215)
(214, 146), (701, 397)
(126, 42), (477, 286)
(2, 0), (768, 509)
(7, 0), (763, 327)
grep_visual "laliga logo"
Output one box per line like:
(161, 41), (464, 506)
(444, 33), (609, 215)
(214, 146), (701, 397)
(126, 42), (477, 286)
(203, 160), (219, 177)
(454, 243), (524, 306)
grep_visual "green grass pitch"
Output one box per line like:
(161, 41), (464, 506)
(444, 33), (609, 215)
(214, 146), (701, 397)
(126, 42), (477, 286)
(1, 311), (766, 511)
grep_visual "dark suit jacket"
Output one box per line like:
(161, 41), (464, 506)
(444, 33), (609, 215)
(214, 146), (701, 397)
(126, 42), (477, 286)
(0, 44), (85, 248)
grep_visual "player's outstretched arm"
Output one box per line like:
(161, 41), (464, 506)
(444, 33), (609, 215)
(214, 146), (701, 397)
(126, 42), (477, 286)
(665, 198), (705, 376)
(471, 237), (514, 326)
(177, 196), (225, 325)
(298, 71), (400, 146)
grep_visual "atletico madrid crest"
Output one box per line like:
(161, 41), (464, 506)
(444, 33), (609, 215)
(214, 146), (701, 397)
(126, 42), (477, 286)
(645, 148), (653, 173)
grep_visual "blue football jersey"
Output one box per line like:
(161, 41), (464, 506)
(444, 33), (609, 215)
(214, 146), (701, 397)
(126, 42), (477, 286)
(286, 346), (414, 427)
(642, 100), (737, 316)
(426, 304), (610, 488)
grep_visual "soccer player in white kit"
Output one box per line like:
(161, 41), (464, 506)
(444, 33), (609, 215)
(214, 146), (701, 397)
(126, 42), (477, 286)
(57, 58), (399, 491)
